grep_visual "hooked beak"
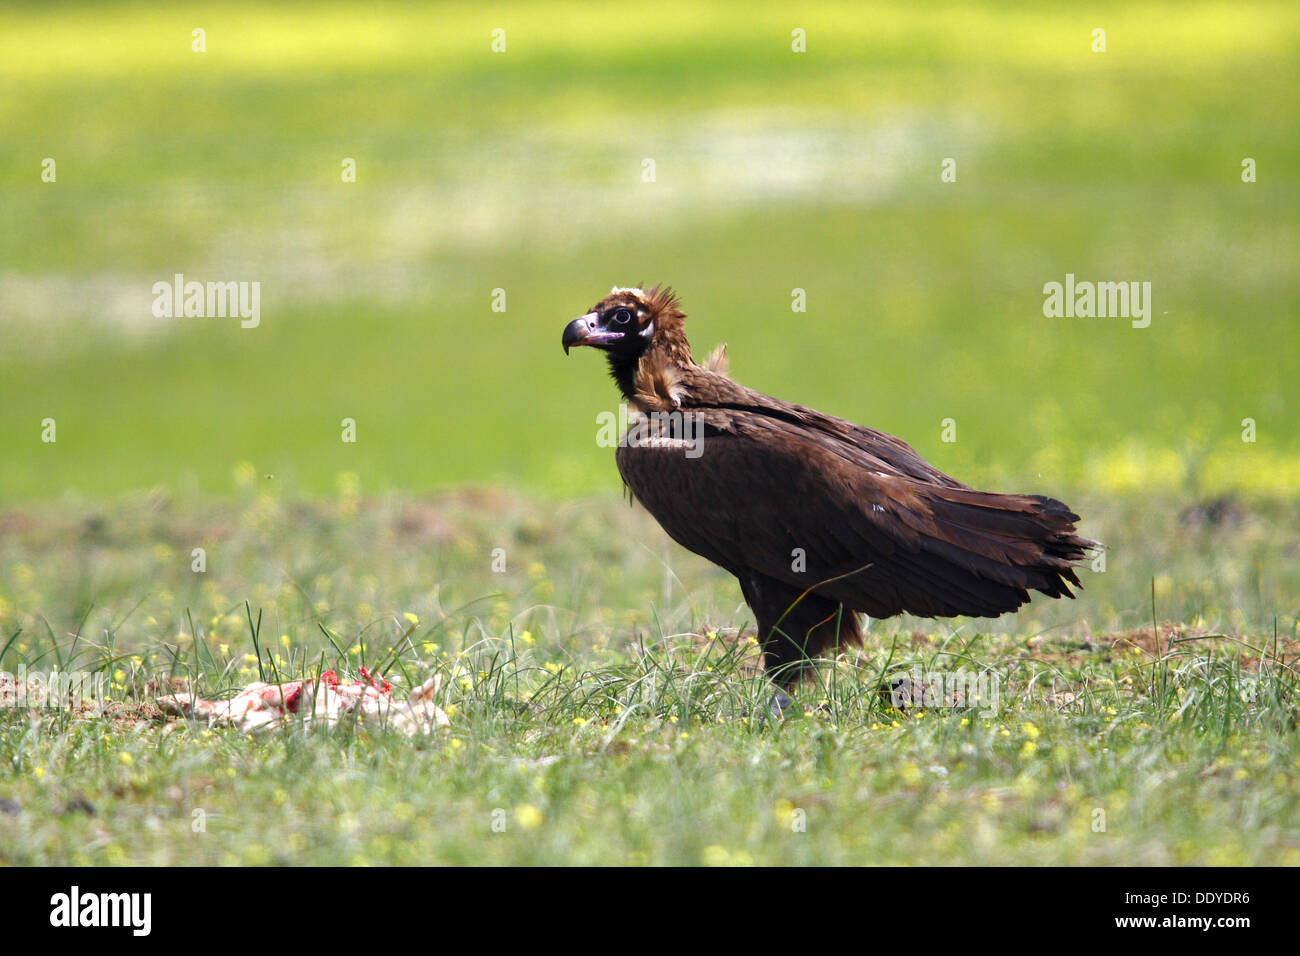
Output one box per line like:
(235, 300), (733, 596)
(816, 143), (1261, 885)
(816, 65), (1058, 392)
(562, 313), (624, 354)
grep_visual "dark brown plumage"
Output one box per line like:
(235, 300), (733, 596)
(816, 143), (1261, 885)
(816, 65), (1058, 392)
(563, 285), (1098, 687)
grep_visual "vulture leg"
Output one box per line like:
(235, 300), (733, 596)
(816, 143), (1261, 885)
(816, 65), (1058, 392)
(739, 571), (863, 689)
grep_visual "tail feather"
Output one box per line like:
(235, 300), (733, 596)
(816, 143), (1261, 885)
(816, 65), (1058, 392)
(826, 486), (1098, 619)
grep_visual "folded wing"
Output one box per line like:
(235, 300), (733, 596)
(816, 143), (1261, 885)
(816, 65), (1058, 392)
(616, 397), (1095, 621)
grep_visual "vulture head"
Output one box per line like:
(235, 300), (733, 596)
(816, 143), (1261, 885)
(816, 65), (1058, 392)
(562, 286), (678, 356)
(562, 285), (692, 400)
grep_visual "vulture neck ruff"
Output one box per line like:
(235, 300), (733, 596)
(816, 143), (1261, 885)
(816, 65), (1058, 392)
(606, 288), (693, 410)
(608, 342), (693, 412)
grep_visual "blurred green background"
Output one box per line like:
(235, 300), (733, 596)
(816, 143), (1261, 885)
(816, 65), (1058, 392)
(1, 1), (1296, 502)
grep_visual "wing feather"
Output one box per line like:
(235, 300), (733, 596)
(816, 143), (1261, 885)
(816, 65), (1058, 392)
(616, 402), (1094, 621)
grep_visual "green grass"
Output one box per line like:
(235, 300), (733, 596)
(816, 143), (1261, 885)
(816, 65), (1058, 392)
(0, 490), (1297, 865)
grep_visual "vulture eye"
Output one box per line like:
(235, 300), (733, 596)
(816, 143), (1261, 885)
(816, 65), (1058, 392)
(610, 308), (633, 326)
